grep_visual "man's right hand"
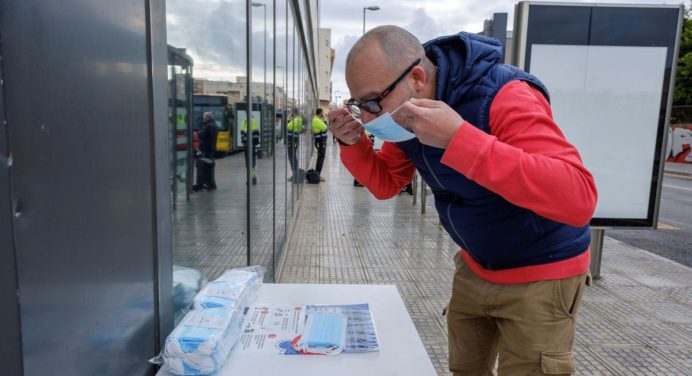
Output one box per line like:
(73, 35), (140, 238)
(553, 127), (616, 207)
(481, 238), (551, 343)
(327, 108), (364, 146)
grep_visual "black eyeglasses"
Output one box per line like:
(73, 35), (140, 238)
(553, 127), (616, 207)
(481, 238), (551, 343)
(347, 58), (421, 116)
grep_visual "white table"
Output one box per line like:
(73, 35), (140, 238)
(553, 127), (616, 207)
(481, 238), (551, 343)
(157, 284), (437, 376)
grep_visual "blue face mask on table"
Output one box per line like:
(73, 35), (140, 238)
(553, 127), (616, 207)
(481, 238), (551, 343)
(350, 103), (416, 143)
(295, 313), (348, 355)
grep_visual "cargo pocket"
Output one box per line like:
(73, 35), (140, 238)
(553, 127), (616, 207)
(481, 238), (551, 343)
(540, 352), (575, 375)
(556, 274), (586, 318)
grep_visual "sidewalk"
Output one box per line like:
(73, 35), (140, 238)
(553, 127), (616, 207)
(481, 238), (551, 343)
(279, 145), (692, 375)
(665, 161), (692, 177)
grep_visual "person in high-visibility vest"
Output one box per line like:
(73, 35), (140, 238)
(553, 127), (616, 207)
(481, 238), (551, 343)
(242, 116), (260, 185)
(312, 108), (329, 181)
(286, 109), (305, 179)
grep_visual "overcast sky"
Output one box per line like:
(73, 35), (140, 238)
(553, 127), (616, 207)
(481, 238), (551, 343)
(323, 0), (684, 101)
(166, 0), (684, 101)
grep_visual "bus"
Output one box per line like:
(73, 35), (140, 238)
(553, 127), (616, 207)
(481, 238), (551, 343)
(192, 94), (233, 155)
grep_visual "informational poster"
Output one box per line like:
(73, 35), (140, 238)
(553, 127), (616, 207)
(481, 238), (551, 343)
(513, 2), (682, 227)
(236, 304), (305, 355)
(530, 45), (667, 219)
(235, 303), (379, 355)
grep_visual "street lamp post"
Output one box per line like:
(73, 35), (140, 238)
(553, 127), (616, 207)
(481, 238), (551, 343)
(333, 89), (343, 108)
(252, 1), (268, 157)
(276, 65), (285, 143)
(363, 5), (380, 34)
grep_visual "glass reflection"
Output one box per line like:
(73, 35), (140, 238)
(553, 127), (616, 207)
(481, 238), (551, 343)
(166, 0), (248, 323)
(163, 0), (320, 321)
(287, 16), (296, 218)
(167, 47), (194, 212)
(274, 0), (289, 278)
(249, 0), (275, 280)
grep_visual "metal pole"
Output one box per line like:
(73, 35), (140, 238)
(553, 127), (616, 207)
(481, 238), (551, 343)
(246, 0), (253, 267)
(186, 64), (193, 202)
(420, 178), (427, 214)
(284, 0), (289, 259)
(412, 173), (417, 206)
(271, 0), (276, 282)
(362, 8), (366, 34)
(171, 65), (177, 211)
(589, 229), (605, 279)
(263, 4), (268, 157)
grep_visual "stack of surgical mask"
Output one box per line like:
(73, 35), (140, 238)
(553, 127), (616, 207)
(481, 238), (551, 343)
(294, 313), (348, 355)
(152, 266), (265, 375)
(193, 269), (260, 310)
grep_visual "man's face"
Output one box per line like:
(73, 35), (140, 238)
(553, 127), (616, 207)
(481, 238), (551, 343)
(346, 48), (415, 124)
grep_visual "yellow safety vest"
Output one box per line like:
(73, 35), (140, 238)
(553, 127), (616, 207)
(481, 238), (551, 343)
(241, 118), (259, 133)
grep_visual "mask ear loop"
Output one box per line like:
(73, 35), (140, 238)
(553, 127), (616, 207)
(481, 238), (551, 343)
(389, 100), (408, 116)
(348, 110), (364, 126)
(389, 100), (416, 133)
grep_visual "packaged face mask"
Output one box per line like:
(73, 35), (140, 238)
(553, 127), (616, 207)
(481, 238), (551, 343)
(295, 313), (348, 355)
(161, 308), (243, 375)
(352, 103), (416, 143)
(193, 269), (259, 310)
(151, 266), (266, 375)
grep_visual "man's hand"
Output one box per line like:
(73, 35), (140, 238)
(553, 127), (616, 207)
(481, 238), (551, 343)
(392, 98), (464, 149)
(327, 108), (364, 146)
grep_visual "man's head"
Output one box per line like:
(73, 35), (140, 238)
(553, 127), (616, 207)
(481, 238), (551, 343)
(315, 108), (323, 116)
(203, 112), (213, 121)
(345, 25), (436, 123)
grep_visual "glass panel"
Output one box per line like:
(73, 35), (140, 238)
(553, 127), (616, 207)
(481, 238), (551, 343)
(295, 36), (306, 199)
(166, 0), (248, 324)
(287, 16), (297, 218)
(167, 53), (194, 212)
(274, 0), (288, 278)
(249, 0), (275, 281)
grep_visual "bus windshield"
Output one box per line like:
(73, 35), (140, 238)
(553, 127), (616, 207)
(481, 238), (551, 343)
(193, 95), (230, 131)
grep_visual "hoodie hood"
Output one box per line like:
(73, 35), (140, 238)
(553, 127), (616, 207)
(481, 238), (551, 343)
(423, 32), (503, 108)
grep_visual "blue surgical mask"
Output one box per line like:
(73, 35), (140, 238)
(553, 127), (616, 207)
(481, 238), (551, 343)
(351, 104), (416, 143)
(296, 313), (347, 355)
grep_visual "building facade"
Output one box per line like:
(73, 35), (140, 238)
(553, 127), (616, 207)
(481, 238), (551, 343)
(318, 28), (335, 111)
(0, 1), (322, 375)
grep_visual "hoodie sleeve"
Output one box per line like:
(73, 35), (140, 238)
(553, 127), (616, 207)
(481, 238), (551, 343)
(339, 132), (417, 199)
(440, 80), (597, 227)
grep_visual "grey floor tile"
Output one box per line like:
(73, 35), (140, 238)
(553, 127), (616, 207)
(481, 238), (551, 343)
(177, 144), (692, 375)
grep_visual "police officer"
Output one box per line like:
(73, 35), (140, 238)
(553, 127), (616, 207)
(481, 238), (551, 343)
(312, 108), (328, 181)
(286, 108), (304, 180)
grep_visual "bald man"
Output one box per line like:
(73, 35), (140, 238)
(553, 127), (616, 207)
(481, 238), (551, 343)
(329, 26), (597, 375)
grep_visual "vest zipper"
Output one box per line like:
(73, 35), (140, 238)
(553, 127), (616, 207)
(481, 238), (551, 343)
(447, 195), (472, 254)
(420, 145), (445, 189)
(421, 144), (472, 254)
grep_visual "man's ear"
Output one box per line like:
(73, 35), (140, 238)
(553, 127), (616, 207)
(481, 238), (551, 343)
(410, 66), (427, 93)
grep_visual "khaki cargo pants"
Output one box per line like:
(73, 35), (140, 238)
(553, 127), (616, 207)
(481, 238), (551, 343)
(446, 252), (590, 375)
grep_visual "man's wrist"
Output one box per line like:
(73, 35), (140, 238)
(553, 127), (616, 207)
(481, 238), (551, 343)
(337, 138), (358, 146)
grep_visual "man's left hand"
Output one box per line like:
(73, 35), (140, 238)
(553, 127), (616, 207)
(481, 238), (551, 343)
(392, 98), (464, 149)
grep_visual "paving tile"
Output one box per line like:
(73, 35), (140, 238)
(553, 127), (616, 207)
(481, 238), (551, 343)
(175, 144), (692, 374)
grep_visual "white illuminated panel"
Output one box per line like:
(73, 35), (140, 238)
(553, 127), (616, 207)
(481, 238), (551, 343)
(530, 45), (667, 219)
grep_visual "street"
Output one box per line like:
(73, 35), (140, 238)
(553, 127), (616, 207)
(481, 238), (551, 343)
(607, 174), (692, 267)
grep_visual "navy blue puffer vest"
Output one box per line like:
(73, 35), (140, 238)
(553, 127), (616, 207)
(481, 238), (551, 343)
(396, 32), (590, 270)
